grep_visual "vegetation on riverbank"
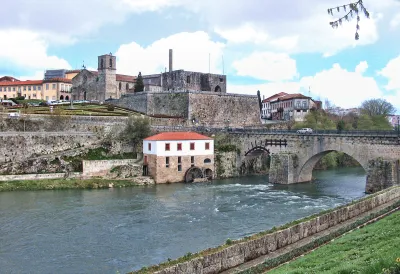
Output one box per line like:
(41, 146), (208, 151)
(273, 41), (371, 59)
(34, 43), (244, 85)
(0, 178), (144, 192)
(267, 209), (400, 274)
(315, 151), (360, 170)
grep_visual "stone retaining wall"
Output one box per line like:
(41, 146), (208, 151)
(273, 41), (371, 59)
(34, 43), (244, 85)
(143, 187), (400, 274)
(82, 159), (140, 176)
(0, 172), (82, 181)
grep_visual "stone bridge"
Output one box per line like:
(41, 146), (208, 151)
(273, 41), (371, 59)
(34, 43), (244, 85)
(235, 131), (400, 193)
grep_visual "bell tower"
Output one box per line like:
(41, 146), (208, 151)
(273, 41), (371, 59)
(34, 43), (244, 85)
(97, 53), (117, 101)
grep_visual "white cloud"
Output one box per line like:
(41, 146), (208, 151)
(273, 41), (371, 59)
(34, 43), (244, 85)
(378, 55), (400, 90)
(115, 31), (225, 75)
(0, 29), (71, 72)
(355, 61), (368, 74)
(215, 23), (268, 44)
(232, 52), (298, 81)
(228, 61), (384, 109)
(390, 13), (400, 28)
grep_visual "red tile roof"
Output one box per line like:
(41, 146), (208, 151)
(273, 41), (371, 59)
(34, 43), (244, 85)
(144, 132), (213, 141)
(0, 80), (43, 86)
(262, 92), (288, 103)
(0, 76), (20, 82)
(116, 74), (136, 82)
(277, 93), (310, 101)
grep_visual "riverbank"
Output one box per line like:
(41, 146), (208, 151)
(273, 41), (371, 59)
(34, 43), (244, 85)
(0, 178), (153, 192)
(131, 186), (400, 274)
(267, 209), (400, 274)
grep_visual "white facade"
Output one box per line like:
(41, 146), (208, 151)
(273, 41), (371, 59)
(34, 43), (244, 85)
(143, 139), (214, 156)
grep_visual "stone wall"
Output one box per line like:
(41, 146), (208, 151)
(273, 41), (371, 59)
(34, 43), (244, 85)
(144, 186), (400, 274)
(215, 152), (239, 179)
(82, 159), (140, 176)
(0, 133), (99, 164)
(366, 158), (400, 193)
(0, 172), (82, 181)
(112, 91), (261, 127)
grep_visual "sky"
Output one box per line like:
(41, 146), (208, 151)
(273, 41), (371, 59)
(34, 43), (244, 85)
(1, 0), (399, 113)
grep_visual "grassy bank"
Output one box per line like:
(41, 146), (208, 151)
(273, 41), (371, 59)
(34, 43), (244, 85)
(267, 210), (400, 274)
(0, 178), (146, 192)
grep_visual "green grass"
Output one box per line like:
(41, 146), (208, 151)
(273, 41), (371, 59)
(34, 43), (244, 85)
(0, 178), (145, 192)
(268, 210), (400, 274)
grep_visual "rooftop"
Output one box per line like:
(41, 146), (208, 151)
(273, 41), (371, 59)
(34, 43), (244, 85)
(144, 132), (213, 141)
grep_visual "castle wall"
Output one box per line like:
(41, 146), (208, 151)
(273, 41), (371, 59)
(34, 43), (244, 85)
(113, 92), (261, 127)
(188, 92), (261, 127)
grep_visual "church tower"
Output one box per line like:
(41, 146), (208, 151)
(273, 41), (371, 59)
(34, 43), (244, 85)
(98, 53), (118, 100)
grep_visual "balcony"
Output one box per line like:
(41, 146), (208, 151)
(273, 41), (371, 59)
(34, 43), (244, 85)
(294, 105), (309, 110)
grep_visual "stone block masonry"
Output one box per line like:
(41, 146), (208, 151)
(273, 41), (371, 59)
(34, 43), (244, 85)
(113, 91), (261, 127)
(82, 159), (140, 176)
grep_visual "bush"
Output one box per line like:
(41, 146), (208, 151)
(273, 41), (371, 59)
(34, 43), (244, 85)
(107, 104), (115, 111)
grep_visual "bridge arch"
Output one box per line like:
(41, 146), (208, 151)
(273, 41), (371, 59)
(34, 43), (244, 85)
(244, 146), (270, 156)
(296, 150), (367, 183)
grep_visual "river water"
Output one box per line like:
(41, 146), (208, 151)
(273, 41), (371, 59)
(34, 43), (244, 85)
(0, 167), (366, 274)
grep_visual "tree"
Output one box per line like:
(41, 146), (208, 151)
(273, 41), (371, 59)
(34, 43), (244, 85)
(296, 109), (336, 130)
(356, 114), (392, 130)
(360, 99), (396, 117)
(327, 0), (370, 40)
(120, 115), (151, 156)
(134, 72), (144, 92)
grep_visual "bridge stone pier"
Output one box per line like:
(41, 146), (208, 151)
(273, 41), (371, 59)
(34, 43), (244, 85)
(236, 132), (400, 193)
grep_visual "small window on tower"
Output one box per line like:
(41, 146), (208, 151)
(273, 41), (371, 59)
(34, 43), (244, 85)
(187, 75), (190, 84)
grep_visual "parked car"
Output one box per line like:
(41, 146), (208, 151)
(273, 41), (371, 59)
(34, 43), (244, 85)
(297, 128), (313, 134)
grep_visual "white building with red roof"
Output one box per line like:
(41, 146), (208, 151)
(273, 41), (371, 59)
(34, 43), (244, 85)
(143, 132), (214, 184)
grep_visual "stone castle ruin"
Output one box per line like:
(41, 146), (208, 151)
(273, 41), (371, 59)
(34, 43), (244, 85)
(113, 49), (262, 128)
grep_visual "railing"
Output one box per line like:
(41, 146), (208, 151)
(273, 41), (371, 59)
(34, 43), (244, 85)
(150, 125), (400, 137)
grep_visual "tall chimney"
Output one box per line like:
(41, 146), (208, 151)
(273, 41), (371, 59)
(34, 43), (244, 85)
(169, 49), (173, 72)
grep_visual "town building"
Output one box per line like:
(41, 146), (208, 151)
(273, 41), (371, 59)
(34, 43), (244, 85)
(0, 77), (72, 101)
(143, 132), (214, 184)
(261, 92), (288, 120)
(387, 115), (400, 128)
(262, 93), (321, 122)
(325, 107), (361, 117)
(71, 53), (136, 102)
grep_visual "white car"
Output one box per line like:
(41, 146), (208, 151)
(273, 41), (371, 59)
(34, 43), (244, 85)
(297, 128), (313, 134)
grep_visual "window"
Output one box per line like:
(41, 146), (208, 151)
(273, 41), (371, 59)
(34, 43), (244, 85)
(28, 86), (31, 91)
(148, 143), (151, 151)
(46, 84), (49, 90)
(8, 87), (11, 91)
(119, 82), (122, 91)
(12, 87), (15, 91)
(33, 86), (36, 91)
(204, 158), (212, 164)
(165, 157), (170, 168)
(38, 86), (41, 91)
(165, 143), (170, 151)
(52, 84), (56, 89)
(177, 143), (182, 151)
(205, 142), (210, 150)
(191, 156), (195, 167)
(190, 142), (195, 150)
(178, 156), (182, 172)
(46, 96), (49, 100)
(219, 77), (224, 82)
(61, 84), (64, 90)
(0, 87), (2, 91)
(187, 75), (190, 84)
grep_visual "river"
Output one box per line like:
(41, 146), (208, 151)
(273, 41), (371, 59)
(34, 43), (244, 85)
(0, 167), (366, 274)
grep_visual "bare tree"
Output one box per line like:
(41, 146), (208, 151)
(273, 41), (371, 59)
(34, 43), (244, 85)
(360, 99), (396, 116)
(327, 0), (370, 40)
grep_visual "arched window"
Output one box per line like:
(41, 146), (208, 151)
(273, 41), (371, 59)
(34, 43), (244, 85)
(65, 95), (69, 100)
(204, 158), (212, 164)
(60, 95), (64, 100)
(214, 85), (221, 92)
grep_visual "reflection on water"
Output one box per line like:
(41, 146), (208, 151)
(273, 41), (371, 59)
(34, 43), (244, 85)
(0, 167), (366, 274)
